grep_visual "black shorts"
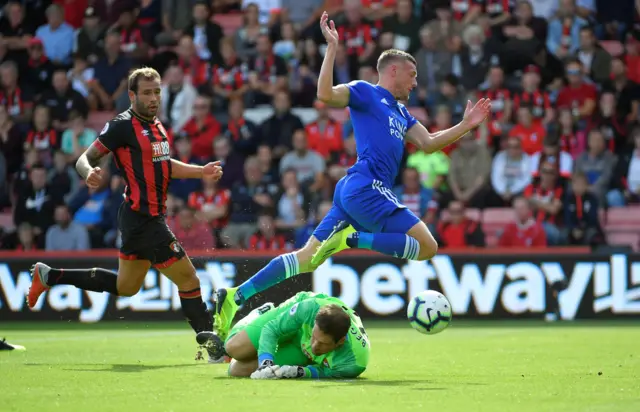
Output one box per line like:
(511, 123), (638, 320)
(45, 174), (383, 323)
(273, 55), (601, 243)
(118, 203), (186, 268)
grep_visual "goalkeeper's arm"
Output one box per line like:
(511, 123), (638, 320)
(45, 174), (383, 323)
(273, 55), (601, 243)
(276, 364), (366, 379)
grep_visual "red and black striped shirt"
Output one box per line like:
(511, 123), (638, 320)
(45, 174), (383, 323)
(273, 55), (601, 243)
(94, 109), (172, 216)
(513, 89), (551, 120)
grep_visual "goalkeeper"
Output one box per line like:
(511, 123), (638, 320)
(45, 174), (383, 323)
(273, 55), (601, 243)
(198, 292), (370, 379)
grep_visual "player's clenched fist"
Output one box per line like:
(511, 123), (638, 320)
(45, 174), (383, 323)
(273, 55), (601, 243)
(274, 365), (303, 379)
(250, 360), (279, 379)
(203, 161), (223, 181)
(86, 167), (104, 189)
(320, 11), (338, 46)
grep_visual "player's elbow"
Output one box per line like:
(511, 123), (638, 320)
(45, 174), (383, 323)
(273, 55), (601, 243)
(316, 91), (333, 104)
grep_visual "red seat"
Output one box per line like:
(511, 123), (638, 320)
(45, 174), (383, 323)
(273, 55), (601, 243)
(607, 232), (640, 251)
(212, 14), (244, 36)
(482, 208), (514, 236)
(600, 40), (623, 57)
(605, 207), (640, 232)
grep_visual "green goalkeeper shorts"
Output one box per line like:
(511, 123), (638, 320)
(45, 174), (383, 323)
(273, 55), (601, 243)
(226, 302), (310, 366)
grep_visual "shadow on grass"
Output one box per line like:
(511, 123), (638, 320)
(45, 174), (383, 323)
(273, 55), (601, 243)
(24, 363), (201, 373)
(209, 376), (486, 389)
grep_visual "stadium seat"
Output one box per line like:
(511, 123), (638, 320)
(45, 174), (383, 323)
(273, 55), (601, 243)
(87, 111), (115, 131)
(605, 206), (640, 232)
(0, 212), (15, 233)
(482, 208), (515, 236)
(600, 40), (623, 57)
(212, 14), (244, 36)
(606, 232), (640, 251)
(407, 107), (428, 124)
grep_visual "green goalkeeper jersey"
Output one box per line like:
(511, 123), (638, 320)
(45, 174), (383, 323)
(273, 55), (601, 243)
(258, 292), (370, 379)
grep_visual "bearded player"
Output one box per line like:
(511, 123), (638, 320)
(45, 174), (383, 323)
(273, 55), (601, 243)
(27, 67), (225, 362)
(211, 13), (492, 340)
(198, 292), (369, 379)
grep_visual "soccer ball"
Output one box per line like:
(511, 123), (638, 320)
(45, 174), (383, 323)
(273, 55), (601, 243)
(406, 290), (452, 335)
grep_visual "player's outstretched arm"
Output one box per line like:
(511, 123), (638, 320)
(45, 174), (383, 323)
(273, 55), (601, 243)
(170, 159), (223, 180)
(316, 11), (350, 108)
(407, 99), (491, 153)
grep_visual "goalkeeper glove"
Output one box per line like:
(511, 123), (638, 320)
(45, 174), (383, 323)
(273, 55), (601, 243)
(274, 365), (305, 379)
(250, 359), (279, 380)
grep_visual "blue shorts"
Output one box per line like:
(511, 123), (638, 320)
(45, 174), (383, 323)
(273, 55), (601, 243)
(312, 172), (420, 242)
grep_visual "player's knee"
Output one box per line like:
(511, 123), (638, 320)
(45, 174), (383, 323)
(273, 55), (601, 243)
(116, 283), (140, 297)
(416, 236), (438, 261)
(174, 270), (200, 291)
(228, 359), (252, 378)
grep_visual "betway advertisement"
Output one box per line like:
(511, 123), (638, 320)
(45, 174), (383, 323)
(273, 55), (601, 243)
(0, 253), (638, 322)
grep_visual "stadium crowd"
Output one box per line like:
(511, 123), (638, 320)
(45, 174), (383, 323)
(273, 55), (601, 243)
(0, 0), (639, 253)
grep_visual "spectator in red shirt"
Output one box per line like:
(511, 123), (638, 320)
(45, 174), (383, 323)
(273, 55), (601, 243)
(513, 64), (554, 127)
(169, 206), (216, 252)
(177, 35), (209, 89)
(509, 105), (546, 155)
(181, 95), (221, 160)
(248, 213), (293, 251)
(210, 38), (249, 110)
(556, 107), (586, 159)
(478, 65), (512, 151)
(436, 200), (485, 248)
(25, 105), (57, 167)
(524, 161), (564, 245)
(498, 196), (547, 247)
(338, 0), (377, 65)
(305, 100), (343, 160)
(556, 59), (597, 121)
(0, 60), (33, 125)
(188, 177), (231, 232)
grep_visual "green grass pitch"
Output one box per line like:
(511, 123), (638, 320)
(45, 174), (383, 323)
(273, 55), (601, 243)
(1, 321), (639, 412)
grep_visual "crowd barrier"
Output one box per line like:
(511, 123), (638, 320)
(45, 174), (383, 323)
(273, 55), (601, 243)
(0, 249), (638, 322)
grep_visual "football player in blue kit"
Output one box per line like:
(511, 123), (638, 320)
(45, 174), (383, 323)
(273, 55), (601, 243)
(210, 11), (492, 341)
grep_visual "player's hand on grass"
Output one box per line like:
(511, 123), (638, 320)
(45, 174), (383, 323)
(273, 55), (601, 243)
(203, 161), (223, 181)
(274, 365), (304, 379)
(250, 360), (280, 380)
(320, 11), (339, 46)
(86, 167), (104, 189)
(462, 98), (492, 130)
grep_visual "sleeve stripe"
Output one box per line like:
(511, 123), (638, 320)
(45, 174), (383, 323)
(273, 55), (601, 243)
(307, 366), (319, 379)
(94, 139), (111, 154)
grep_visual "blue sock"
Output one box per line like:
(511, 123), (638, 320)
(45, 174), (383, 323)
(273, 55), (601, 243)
(346, 232), (420, 260)
(235, 253), (300, 305)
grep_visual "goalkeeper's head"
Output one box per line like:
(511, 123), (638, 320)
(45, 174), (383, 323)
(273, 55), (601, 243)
(311, 304), (351, 355)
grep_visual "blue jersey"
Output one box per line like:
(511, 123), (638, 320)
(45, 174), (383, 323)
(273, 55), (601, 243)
(346, 80), (418, 188)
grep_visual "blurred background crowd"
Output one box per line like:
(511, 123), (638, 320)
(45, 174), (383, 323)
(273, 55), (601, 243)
(1, 0), (640, 253)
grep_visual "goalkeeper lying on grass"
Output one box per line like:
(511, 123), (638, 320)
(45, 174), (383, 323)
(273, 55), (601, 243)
(198, 292), (370, 379)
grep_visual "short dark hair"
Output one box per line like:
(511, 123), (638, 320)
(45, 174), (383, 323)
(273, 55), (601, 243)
(315, 304), (351, 343)
(128, 67), (161, 93)
(376, 49), (416, 73)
